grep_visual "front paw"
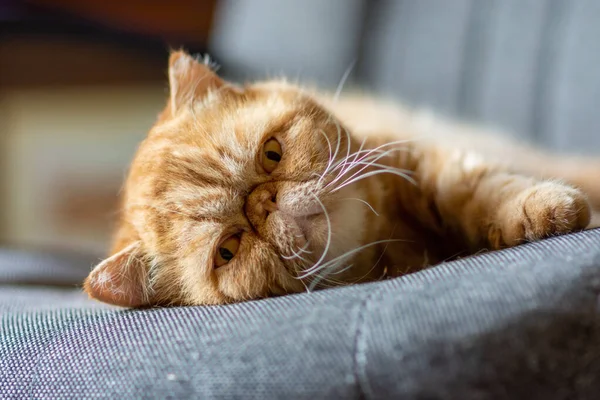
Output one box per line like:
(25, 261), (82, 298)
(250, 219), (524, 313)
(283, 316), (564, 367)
(488, 182), (591, 249)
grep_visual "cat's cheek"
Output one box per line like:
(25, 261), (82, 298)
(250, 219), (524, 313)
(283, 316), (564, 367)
(215, 240), (282, 301)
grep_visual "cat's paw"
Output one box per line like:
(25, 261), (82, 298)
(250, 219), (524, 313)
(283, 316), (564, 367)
(488, 182), (591, 249)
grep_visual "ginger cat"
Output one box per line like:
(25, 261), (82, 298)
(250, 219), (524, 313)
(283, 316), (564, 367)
(84, 51), (600, 307)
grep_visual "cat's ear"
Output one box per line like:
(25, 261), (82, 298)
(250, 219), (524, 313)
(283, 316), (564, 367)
(168, 50), (226, 113)
(83, 241), (151, 308)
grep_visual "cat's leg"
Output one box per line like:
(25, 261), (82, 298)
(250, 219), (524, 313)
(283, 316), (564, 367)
(434, 125), (600, 222)
(514, 156), (600, 227)
(396, 145), (592, 250)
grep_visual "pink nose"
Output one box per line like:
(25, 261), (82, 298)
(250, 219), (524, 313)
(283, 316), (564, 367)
(245, 183), (278, 228)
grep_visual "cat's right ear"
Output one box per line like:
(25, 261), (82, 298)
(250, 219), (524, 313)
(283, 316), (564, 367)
(168, 50), (226, 113)
(83, 241), (151, 308)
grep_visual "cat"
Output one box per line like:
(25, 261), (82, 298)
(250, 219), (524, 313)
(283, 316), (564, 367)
(83, 51), (600, 307)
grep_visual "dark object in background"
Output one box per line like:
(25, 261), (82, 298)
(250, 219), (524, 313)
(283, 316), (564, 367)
(28, 0), (217, 44)
(0, 0), (217, 88)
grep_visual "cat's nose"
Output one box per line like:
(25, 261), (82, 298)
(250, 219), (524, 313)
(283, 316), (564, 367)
(245, 183), (278, 227)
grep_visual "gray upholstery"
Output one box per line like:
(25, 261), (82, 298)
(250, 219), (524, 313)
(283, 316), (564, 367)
(2, 230), (600, 399)
(0, 248), (94, 286)
(211, 0), (600, 152)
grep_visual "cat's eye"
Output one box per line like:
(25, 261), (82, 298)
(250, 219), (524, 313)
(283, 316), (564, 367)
(215, 235), (241, 268)
(262, 138), (283, 173)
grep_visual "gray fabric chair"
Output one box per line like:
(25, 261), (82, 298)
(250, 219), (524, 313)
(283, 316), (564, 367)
(2, 230), (600, 399)
(3, 2), (600, 398)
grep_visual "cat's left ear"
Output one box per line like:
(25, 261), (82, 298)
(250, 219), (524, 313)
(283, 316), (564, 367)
(168, 50), (229, 113)
(83, 241), (151, 308)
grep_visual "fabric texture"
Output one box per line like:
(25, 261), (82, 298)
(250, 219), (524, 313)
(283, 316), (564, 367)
(2, 229), (600, 399)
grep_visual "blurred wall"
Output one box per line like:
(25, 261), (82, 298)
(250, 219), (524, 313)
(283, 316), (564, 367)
(0, 86), (164, 253)
(210, 0), (365, 87)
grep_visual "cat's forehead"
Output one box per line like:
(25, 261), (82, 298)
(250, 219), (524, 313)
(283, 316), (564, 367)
(208, 87), (313, 143)
(158, 87), (309, 145)
(134, 84), (329, 204)
(154, 90), (326, 169)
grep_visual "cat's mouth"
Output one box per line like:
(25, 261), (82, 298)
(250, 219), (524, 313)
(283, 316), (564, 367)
(294, 215), (316, 241)
(294, 213), (329, 250)
(271, 192), (342, 270)
(274, 197), (327, 240)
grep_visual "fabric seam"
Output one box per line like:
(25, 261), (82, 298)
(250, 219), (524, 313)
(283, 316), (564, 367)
(352, 286), (384, 400)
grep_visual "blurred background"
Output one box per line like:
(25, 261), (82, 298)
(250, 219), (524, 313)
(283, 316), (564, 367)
(1, 0), (599, 257)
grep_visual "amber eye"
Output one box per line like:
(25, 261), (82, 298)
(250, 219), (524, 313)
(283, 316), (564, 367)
(262, 138), (283, 173)
(215, 235), (241, 268)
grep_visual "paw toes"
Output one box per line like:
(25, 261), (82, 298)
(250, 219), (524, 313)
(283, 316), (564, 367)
(492, 183), (591, 249)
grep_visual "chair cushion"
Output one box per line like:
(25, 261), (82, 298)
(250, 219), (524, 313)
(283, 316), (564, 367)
(2, 229), (600, 399)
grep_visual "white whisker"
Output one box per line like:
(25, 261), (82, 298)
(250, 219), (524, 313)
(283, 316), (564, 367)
(334, 59), (357, 101)
(326, 142), (412, 190)
(328, 149), (402, 189)
(342, 229), (397, 284)
(297, 245), (313, 254)
(299, 238), (405, 279)
(338, 161), (413, 187)
(281, 248), (310, 262)
(341, 197), (380, 216)
(330, 138), (369, 180)
(299, 193), (332, 276)
(333, 168), (416, 192)
(316, 129), (334, 186)
(331, 129), (362, 183)
(308, 263), (353, 290)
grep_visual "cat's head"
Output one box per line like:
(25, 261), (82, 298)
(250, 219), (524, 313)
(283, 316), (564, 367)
(84, 51), (380, 307)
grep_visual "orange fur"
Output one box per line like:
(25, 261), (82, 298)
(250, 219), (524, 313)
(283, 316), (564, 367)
(84, 51), (600, 307)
